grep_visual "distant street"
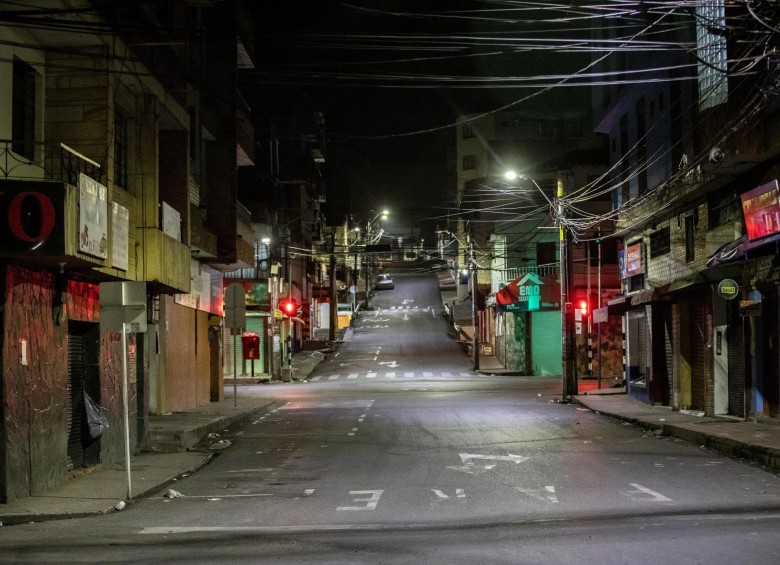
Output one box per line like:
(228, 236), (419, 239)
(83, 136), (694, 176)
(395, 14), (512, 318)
(1, 272), (779, 564)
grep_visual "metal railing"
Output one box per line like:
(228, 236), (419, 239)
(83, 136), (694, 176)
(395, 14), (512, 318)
(0, 140), (104, 185)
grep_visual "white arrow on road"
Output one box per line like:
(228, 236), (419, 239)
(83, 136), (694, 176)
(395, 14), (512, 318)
(402, 299), (414, 304)
(447, 453), (529, 474)
(378, 361), (399, 368)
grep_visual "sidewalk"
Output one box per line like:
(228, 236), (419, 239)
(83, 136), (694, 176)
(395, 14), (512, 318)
(574, 390), (780, 473)
(0, 341), (332, 526)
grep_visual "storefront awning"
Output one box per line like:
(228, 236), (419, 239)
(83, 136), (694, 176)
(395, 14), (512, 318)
(707, 232), (780, 267)
(667, 263), (743, 293)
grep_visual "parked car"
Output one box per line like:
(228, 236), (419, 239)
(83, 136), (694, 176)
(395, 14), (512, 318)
(375, 273), (394, 290)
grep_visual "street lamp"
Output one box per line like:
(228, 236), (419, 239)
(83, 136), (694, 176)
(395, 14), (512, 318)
(503, 171), (573, 399)
(364, 209), (389, 309)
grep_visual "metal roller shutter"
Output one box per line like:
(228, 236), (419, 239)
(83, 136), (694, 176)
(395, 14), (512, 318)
(67, 333), (85, 470)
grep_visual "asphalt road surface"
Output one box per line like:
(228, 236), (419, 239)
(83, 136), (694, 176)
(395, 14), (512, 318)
(1, 272), (779, 564)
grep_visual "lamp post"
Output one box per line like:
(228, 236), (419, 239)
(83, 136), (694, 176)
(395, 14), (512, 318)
(363, 209), (388, 310)
(504, 170), (574, 399)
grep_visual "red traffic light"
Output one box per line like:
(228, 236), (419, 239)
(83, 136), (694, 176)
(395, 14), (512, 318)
(279, 298), (298, 317)
(578, 300), (589, 316)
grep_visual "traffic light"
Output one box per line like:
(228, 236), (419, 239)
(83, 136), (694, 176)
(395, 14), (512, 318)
(279, 298), (298, 318)
(578, 299), (589, 317)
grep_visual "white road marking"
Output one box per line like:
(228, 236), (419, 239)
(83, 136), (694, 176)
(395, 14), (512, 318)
(623, 483), (672, 502)
(310, 376), (322, 382)
(385, 372), (395, 378)
(366, 372), (377, 378)
(378, 361), (398, 368)
(432, 489), (466, 500)
(448, 453), (529, 474)
(304, 489), (315, 496)
(442, 372), (452, 377)
(337, 490), (384, 511)
(423, 372), (433, 377)
(328, 375), (339, 380)
(404, 372), (414, 378)
(347, 373), (358, 379)
(517, 486), (559, 503)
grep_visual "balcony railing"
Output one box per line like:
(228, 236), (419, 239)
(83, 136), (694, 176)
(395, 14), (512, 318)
(497, 264), (559, 282)
(0, 140), (104, 185)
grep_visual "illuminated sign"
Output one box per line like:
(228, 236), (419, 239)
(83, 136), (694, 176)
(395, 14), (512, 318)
(496, 272), (560, 313)
(741, 180), (780, 241)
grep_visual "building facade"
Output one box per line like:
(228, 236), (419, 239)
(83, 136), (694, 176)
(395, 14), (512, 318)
(0, 1), (255, 502)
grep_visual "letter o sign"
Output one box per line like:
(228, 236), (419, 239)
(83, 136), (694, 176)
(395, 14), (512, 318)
(7, 192), (56, 243)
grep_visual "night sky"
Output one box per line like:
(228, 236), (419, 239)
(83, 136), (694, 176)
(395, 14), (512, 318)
(248, 1), (594, 240)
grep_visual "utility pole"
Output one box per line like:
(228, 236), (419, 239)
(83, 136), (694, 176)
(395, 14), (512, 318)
(329, 244), (337, 342)
(470, 232), (479, 371)
(558, 174), (576, 399)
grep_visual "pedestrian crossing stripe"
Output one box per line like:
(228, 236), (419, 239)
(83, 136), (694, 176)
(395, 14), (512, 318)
(303, 371), (497, 382)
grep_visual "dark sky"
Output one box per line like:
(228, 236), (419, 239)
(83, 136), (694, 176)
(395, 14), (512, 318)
(248, 1), (594, 239)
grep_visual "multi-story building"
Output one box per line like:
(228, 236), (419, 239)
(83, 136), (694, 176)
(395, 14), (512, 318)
(0, 1), (255, 503)
(453, 109), (621, 377)
(599, 2), (780, 418)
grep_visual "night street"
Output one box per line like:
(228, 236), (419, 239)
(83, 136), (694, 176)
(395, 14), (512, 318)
(1, 273), (779, 564)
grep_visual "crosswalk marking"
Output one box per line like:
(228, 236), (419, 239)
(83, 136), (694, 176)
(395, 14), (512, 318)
(304, 371), (488, 382)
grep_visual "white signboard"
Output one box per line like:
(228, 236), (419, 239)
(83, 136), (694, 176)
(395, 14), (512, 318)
(111, 201), (129, 271)
(78, 173), (108, 258)
(162, 201), (181, 241)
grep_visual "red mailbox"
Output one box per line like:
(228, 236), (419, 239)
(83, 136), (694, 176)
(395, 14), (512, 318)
(241, 332), (260, 360)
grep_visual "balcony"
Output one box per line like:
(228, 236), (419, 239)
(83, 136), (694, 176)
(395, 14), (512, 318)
(139, 227), (191, 294)
(0, 140), (104, 185)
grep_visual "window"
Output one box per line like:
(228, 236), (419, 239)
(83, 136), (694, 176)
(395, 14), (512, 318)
(696, 0), (727, 110)
(462, 123), (475, 139)
(114, 111), (128, 188)
(707, 192), (741, 230)
(685, 215), (696, 262)
(536, 242), (556, 266)
(12, 58), (37, 160)
(462, 154), (477, 170)
(649, 226), (670, 258)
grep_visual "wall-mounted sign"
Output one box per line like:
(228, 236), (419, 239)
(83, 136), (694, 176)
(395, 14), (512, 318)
(111, 201), (129, 271)
(496, 272), (560, 313)
(78, 173), (108, 259)
(625, 241), (643, 277)
(717, 278), (739, 301)
(741, 179), (780, 241)
(0, 181), (65, 255)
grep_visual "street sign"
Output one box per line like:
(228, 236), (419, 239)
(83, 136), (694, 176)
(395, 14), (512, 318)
(224, 283), (246, 329)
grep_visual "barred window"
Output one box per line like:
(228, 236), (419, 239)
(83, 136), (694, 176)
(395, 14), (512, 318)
(649, 226), (670, 258)
(462, 123), (475, 139)
(462, 154), (477, 170)
(114, 111), (128, 189)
